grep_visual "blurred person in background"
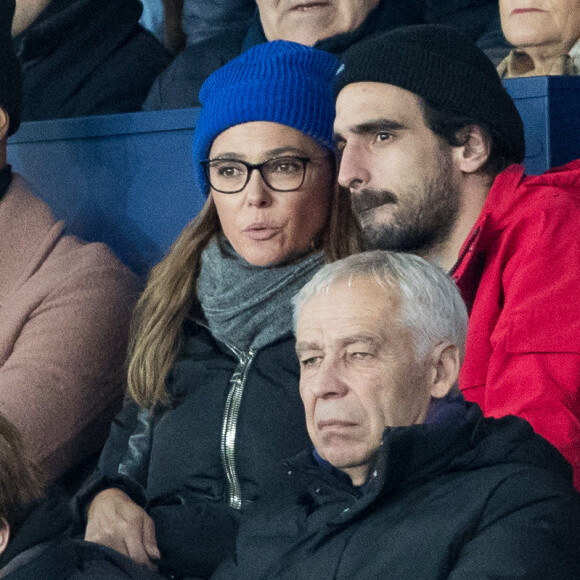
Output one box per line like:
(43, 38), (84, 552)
(139, 0), (187, 54)
(144, 0), (509, 111)
(0, 412), (165, 579)
(497, 0), (580, 77)
(0, 0), (138, 487)
(12, 0), (172, 121)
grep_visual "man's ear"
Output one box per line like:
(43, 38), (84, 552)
(0, 108), (9, 142)
(452, 125), (491, 174)
(429, 342), (461, 399)
(0, 518), (10, 555)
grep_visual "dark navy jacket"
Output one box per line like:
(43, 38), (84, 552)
(13, 0), (172, 121)
(0, 492), (163, 580)
(213, 404), (580, 579)
(144, 0), (508, 111)
(78, 322), (310, 579)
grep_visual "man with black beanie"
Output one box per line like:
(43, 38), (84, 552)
(0, 0), (138, 489)
(333, 24), (580, 490)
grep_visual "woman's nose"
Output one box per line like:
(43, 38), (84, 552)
(244, 169), (273, 207)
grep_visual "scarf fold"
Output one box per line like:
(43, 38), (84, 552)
(197, 236), (324, 352)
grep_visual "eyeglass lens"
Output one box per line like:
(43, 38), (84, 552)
(207, 156), (307, 193)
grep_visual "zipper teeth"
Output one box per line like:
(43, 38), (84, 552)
(220, 346), (256, 510)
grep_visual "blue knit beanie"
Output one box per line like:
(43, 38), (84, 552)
(192, 41), (340, 194)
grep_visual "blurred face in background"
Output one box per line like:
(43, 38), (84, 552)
(500, 0), (580, 55)
(256, 0), (380, 46)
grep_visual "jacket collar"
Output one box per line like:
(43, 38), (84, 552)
(0, 174), (64, 300)
(287, 402), (573, 527)
(287, 399), (479, 514)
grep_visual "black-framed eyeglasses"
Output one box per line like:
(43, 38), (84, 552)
(200, 155), (324, 194)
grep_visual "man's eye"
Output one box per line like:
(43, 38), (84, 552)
(376, 132), (392, 142)
(300, 356), (321, 367)
(350, 352), (372, 360)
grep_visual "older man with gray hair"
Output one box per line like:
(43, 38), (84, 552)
(212, 251), (580, 580)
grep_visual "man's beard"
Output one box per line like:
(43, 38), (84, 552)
(352, 151), (460, 254)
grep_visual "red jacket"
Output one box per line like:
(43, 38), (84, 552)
(452, 160), (580, 489)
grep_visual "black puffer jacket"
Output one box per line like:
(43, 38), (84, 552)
(0, 492), (163, 580)
(13, 0), (172, 121)
(214, 404), (580, 579)
(143, 0), (508, 111)
(79, 321), (310, 579)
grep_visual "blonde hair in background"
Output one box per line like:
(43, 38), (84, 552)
(127, 182), (361, 409)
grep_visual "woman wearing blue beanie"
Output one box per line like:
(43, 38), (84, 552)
(82, 41), (360, 579)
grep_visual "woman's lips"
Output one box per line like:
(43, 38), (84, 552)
(243, 225), (282, 241)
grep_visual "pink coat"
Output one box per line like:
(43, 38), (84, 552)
(453, 160), (580, 490)
(0, 175), (138, 482)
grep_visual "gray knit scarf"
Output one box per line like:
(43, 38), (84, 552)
(197, 235), (324, 352)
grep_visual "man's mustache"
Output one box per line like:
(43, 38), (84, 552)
(351, 188), (398, 214)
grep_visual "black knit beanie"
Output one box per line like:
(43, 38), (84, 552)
(335, 25), (525, 164)
(0, 0), (22, 136)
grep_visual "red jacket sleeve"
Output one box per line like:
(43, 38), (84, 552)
(466, 196), (580, 489)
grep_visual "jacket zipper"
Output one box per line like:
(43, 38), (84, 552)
(220, 345), (257, 509)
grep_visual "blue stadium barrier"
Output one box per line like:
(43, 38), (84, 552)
(504, 75), (580, 175)
(7, 78), (580, 276)
(8, 108), (204, 278)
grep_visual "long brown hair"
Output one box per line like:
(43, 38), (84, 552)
(127, 179), (360, 409)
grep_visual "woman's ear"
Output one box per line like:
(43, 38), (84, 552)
(429, 342), (461, 399)
(452, 125), (491, 174)
(0, 518), (10, 554)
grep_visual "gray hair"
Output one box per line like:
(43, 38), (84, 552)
(292, 251), (468, 360)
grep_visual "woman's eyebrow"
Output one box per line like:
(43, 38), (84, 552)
(210, 146), (308, 161)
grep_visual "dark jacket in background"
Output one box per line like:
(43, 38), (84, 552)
(213, 404), (580, 580)
(13, 0), (172, 122)
(143, 0), (509, 111)
(0, 492), (163, 580)
(77, 322), (310, 579)
(182, 0), (256, 47)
